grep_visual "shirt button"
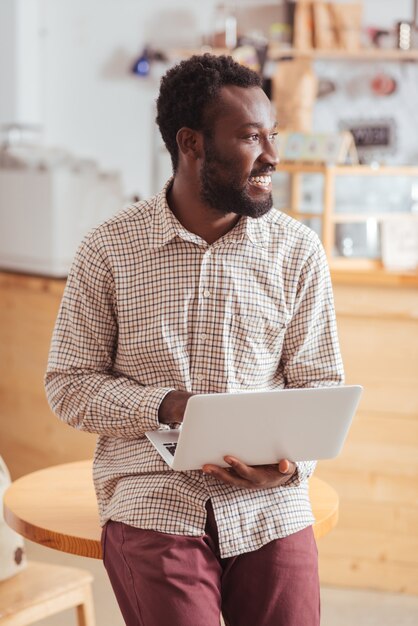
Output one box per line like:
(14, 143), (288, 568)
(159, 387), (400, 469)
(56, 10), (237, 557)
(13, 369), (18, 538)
(203, 289), (211, 298)
(200, 333), (207, 341)
(196, 373), (204, 381)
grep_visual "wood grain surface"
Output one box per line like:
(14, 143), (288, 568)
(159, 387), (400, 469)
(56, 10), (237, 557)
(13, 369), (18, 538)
(0, 561), (94, 624)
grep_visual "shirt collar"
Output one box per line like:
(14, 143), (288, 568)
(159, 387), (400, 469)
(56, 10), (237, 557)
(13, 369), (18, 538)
(148, 179), (180, 250)
(244, 213), (270, 249)
(149, 178), (208, 250)
(149, 178), (269, 250)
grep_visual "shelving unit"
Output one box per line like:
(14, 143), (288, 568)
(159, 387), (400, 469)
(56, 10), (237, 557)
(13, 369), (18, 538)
(275, 163), (418, 272)
(268, 44), (418, 62)
(168, 46), (418, 63)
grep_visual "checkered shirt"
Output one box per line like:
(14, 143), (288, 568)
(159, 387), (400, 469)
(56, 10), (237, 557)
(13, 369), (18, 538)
(45, 179), (344, 558)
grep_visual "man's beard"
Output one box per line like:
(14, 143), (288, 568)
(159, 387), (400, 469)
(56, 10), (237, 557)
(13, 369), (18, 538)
(200, 141), (273, 219)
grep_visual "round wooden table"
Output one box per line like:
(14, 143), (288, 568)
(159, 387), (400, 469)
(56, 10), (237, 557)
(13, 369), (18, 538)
(3, 461), (339, 559)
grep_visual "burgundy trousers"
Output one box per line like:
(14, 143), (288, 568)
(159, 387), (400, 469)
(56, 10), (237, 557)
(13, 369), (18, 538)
(102, 502), (320, 626)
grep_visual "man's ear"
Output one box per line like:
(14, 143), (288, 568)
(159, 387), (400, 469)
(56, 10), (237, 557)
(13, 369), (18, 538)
(176, 127), (204, 161)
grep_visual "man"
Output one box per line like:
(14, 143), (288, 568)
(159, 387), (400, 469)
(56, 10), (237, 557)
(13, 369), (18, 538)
(46, 54), (343, 626)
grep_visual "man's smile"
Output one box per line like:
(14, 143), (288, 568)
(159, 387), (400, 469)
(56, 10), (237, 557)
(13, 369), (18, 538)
(248, 174), (272, 192)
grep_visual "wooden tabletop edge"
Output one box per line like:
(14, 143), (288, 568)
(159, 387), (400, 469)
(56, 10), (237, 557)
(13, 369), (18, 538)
(3, 496), (102, 560)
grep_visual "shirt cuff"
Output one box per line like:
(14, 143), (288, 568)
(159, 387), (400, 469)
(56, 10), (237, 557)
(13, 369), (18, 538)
(139, 387), (175, 431)
(284, 461), (317, 487)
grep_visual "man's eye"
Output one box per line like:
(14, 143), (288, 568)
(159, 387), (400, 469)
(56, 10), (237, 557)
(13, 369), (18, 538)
(246, 132), (277, 142)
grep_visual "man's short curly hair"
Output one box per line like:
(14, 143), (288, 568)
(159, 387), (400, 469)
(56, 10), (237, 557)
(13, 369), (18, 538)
(156, 54), (262, 171)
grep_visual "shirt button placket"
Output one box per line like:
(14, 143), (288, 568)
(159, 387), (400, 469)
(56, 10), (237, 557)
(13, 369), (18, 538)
(195, 249), (213, 391)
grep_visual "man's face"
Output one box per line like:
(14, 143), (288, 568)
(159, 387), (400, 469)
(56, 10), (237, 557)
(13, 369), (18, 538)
(199, 85), (279, 219)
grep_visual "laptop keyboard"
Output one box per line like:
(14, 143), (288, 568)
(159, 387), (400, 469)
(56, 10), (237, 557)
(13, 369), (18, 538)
(163, 442), (178, 456)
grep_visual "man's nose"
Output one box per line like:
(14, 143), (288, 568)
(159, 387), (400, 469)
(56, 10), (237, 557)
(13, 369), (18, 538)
(259, 138), (279, 167)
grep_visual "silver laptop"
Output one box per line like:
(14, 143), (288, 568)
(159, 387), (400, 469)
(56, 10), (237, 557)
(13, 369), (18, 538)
(145, 385), (363, 471)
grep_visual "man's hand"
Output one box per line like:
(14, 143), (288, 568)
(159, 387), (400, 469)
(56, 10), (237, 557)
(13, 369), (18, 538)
(202, 457), (297, 490)
(158, 390), (193, 428)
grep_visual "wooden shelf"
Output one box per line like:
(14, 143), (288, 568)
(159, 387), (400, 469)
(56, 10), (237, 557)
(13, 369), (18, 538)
(331, 265), (418, 287)
(283, 210), (323, 219)
(276, 164), (418, 176)
(268, 44), (418, 62)
(168, 46), (418, 63)
(332, 213), (418, 223)
(283, 210), (418, 223)
(168, 47), (231, 61)
(276, 164), (418, 278)
(331, 257), (381, 272)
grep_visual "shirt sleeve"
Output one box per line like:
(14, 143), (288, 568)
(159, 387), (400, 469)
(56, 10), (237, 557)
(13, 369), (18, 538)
(281, 238), (345, 485)
(45, 238), (174, 439)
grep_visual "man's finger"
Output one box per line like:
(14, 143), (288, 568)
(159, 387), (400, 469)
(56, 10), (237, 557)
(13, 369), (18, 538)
(279, 459), (296, 476)
(202, 465), (253, 488)
(279, 459), (290, 474)
(223, 456), (256, 479)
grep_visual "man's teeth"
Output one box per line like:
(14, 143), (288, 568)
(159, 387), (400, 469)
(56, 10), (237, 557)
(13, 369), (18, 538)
(249, 175), (271, 186)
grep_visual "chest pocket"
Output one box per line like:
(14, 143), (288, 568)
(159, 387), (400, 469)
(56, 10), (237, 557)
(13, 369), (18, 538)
(226, 314), (287, 389)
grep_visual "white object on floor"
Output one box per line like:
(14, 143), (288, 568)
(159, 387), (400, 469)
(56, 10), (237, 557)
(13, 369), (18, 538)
(0, 456), (26, 581)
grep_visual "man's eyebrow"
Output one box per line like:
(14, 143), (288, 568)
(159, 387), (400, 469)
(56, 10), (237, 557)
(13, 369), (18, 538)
(237, 122), (278, 131)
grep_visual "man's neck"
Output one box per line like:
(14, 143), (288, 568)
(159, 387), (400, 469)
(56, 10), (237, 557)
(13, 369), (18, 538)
(167, 174), (240, 245)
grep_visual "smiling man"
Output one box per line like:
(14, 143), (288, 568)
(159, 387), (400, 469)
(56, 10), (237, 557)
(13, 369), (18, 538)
(46, 54), (344, 626)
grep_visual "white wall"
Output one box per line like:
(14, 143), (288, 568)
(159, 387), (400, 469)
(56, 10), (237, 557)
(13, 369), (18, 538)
(0, 0), (42, 126)
(1, 0), (218, 198)
(37, 0), (220, 199)
(362, 0), (413, 28)
(0, 0), (416, 198)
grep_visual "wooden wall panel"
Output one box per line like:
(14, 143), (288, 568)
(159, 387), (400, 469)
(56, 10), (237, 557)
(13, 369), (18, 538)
(319, 556), (418, 594)
(0, 273), (96, 479)
(316, 280), (418, 595)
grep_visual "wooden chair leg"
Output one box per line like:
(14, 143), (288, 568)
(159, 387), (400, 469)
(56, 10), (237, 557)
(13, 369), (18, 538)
(76, 584), (95, 626)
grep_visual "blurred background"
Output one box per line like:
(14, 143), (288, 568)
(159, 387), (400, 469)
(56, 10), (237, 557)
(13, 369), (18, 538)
(0, 1), (417, 624)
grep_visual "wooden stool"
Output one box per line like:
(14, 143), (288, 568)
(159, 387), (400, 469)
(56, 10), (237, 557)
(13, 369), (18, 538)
(0, 561), (95, 626)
